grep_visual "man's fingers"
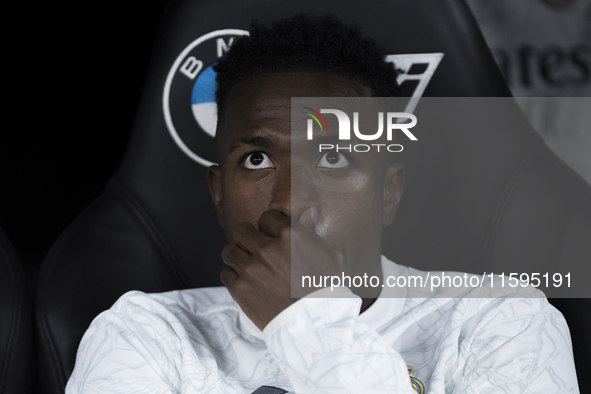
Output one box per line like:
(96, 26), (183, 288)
(219, 266), (239, 289)
(221, 244), (250, 274)
(258, 209), (290, 238)
(232, 222), (263, 254)
(298, 207), (318, 234)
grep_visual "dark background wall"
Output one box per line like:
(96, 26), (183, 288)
(1, 1), (169, 284)
(466, 0), (591, 186)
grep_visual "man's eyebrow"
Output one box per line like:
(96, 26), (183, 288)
(228, 135), (275, 154)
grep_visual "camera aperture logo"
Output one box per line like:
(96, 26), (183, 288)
(304, 107), (417, 153)
(302, 107), (329, 132)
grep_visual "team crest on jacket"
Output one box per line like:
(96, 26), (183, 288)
(163, 29), (442, 167)
(407, 365), (425, 393)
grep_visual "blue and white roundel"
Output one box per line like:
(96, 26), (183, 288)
(163, 29), (248, 167)
(191, 64), (218, 138)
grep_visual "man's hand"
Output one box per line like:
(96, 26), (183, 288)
(220, 209), (344, 330)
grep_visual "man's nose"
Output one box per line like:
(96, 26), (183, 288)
(268, 165), (292, 218)
(268, 164), (316, 220)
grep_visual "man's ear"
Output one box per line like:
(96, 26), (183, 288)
(206, 165), (224, 229)
(382, 162), (405, 227)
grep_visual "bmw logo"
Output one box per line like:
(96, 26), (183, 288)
(163, 29), (249, 167)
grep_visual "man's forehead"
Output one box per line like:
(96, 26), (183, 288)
(225, 72), (371, 109)
(216, 72), (373, 157)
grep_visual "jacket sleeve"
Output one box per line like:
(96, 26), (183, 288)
(262, 288), (579, 394)
(65, 291), (184, 394)
(452, 296), (579, 394)
(262, 287), (417, 394)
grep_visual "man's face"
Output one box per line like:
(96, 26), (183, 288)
(207, 72), (404, 276)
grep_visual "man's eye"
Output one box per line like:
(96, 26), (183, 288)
(316, 151), (350, 169)
(243, 152), (275, 169)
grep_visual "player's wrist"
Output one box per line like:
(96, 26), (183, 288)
(262, 287), (358, 340)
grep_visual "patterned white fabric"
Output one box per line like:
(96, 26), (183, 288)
(66, 257), (579, 393)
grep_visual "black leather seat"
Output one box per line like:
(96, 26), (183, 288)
(35, 1), (590, 393)
(0, 226), (35, 394)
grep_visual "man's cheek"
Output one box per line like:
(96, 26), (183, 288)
(223, 193), (268, 229)
(315, 197), (382, 242)
(313, 201), (354, 238)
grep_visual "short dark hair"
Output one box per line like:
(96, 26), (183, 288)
(214, 14), (401, 115)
